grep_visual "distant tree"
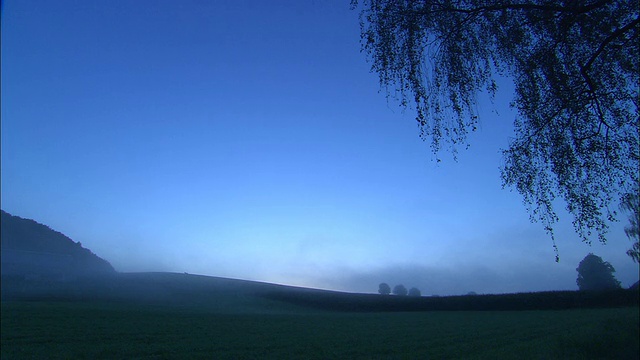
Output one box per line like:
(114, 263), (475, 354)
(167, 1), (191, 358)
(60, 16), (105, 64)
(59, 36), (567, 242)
(393, 284), (408, 296)
(621, 193), (640, 263)
(352, 0), (640, 259)
(378, 282), (391, 295)
(466, 291), (477, 296)
(408, 287), (421, 297)
(576, 253), (622, 291)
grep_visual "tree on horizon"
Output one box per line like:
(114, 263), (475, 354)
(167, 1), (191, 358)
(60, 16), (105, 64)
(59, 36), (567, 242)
(576, 253), (622, 290)
(378, 282), (391, 295)
(393, 284), (408, 296)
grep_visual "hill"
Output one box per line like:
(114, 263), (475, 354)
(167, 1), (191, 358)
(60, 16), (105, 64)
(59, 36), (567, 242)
(1, 210), (637, 313)
(3, 270), (638, 314)
(1, 210), (115, 280)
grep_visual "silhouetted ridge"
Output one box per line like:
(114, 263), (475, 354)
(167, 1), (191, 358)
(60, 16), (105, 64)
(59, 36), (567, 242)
(1, 210), (115, 279)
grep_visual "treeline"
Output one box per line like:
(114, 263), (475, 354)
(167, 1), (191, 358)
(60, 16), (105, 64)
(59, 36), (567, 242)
(261, 288), (640, 312)
(378, 283), (421, 296)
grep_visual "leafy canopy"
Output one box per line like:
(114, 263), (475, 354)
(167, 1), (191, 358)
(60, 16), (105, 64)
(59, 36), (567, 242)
(378, 282), (391, 295)
(393, 284), (408, 296)
(621, 193), (640, 262)
(408, 287), (422, 296)
(576, 253), (621, 290)
(352, 0), (639, 259)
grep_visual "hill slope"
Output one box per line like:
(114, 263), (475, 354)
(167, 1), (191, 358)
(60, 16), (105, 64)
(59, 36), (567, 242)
(1, 210), (115, 278)
(3, 270), (638, 314)
(1, 210), (637, 313)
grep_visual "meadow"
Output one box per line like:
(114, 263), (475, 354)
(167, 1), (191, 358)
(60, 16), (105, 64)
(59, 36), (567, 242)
(2, 300), (638, 359)
(2, 273), (639, 359)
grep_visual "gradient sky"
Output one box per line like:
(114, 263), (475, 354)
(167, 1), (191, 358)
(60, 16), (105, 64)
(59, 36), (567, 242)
(2, 0), (638, 295)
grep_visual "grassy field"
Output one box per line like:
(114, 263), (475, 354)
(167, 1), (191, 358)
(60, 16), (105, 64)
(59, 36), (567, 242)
(2, 300), (638, 359)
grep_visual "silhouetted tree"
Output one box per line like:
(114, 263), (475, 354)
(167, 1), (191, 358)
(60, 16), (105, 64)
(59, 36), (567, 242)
(621, 193), (640, 263)
(408, 287), (421, 297)
(352, 0), (639, 259)
(393, 284), (408, 296)
(576, 253), (622, 290)
(466, 291), (477, 296)
(378, 282), (391, 295)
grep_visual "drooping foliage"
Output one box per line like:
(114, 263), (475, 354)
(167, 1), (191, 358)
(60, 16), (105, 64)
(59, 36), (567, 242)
(576, 253), (621, 290)
(621, 193), (640, 262)
(353, 0), (639, 259)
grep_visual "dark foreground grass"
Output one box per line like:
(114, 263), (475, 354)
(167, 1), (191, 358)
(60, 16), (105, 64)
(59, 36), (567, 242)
(2, 301), (638, 359)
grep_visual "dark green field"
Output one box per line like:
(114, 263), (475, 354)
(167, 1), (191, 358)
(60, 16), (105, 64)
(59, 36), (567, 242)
(2, 272), (639, 359)
(2, 301), (638, 359)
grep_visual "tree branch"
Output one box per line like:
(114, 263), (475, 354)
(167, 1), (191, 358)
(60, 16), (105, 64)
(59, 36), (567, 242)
(583, 17), (640, 73)
(425, 0), (613, 16)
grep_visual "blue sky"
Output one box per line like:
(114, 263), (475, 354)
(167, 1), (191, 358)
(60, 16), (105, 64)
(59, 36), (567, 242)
(2, 0), (638, 295)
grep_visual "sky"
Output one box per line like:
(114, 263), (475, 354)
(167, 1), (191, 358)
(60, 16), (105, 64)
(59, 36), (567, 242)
(2, 0), (638, 295)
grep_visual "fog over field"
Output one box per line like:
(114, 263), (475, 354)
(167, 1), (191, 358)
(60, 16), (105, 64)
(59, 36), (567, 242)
(1, 0), (638, 296)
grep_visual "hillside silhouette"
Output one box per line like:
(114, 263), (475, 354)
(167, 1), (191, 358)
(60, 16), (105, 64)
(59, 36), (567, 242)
(1, 210), (115, 279)
(1, 210), (637, 313)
